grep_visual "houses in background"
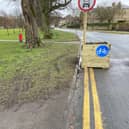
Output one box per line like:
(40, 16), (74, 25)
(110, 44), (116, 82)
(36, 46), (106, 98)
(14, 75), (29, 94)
(88, 6), (129, 24)
(114, 7), (129, 23)
(57, 5), (129, 30)
(87, 6), (129, 30)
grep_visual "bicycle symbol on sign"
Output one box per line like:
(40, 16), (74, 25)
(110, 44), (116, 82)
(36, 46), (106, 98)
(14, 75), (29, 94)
(96, 45), (110, 57)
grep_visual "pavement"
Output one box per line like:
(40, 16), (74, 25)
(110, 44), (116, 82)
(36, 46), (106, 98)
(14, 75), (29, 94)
(0, 89), (69, 129)
(0, 39), (79, 44)
(57, 28), (129, 129)
(0, 40), (19, 42)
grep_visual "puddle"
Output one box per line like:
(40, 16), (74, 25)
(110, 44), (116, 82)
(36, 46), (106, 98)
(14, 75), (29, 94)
(111, 58), (129, 68)
(109, 58), (129, 75)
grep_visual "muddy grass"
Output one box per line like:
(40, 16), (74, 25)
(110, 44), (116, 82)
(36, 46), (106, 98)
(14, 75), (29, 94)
(0, 43), (79, 109)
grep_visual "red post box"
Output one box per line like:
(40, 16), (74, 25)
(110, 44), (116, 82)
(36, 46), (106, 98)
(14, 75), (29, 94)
(19, 33), (23, 42)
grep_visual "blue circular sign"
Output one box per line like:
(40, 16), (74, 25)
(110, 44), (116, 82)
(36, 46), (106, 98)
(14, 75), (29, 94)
(96, 45), (110, 57)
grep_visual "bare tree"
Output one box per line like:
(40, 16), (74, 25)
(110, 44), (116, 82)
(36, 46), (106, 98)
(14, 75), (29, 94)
(39, 0), (72, 38)
(95, 2), (123, 24)
(11, 0), (72, 48)
(94, 6), (106, 23)
(0, 11), (10, 36)
(21, 0), (40, 48)
(67, 1), (80, 17)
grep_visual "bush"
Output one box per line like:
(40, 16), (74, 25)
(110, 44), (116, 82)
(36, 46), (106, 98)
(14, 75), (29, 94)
(67, 23), (80, 29)
(116, 22), (129, 31)
(88, 23), (110, 26)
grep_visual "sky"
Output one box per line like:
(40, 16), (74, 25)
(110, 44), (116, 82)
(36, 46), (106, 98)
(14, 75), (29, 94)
(0, 0), (129, 16)
(0, 0), (21, 15)
(96, 0), (129, 5)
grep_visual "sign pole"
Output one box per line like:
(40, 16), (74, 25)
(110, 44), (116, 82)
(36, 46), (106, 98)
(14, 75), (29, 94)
(83, 12), (87, 45)
(78, 0), (96, 45)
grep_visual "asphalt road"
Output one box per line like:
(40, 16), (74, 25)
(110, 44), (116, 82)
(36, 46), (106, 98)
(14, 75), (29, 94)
(57, 28), (129, 129)
(83, 31), (129, 129)
(89, 32), (129, 129)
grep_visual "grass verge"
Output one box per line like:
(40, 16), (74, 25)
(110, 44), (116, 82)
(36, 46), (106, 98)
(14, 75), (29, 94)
(0, 29), (78, 41)
(0, 42), (79, 108)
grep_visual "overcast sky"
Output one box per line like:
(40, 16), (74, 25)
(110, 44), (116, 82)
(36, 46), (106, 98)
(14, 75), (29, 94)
(0, 0), (21, 15)
(0, 0), (129, 16)
(96, 0), (129, 6)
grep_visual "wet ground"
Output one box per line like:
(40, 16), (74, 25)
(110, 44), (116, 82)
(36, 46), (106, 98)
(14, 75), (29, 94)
(83, 31), (129, 129)
(89, 32), (129, 129)
(57, 28), (129, 129)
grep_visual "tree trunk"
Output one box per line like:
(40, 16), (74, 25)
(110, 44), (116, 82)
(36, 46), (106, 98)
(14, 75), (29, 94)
(42, 13), (52, 39)
(21, 0), (40, 48)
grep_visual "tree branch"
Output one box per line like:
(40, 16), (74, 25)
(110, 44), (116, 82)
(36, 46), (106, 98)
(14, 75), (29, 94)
(48, 0), (72, 13)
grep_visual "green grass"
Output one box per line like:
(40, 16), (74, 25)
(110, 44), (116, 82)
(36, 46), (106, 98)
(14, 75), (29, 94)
(0, 42), (79, 108)
(51, 30), (78, 42)
(0, 28), (24, 40)
(0, 28), (78, 41)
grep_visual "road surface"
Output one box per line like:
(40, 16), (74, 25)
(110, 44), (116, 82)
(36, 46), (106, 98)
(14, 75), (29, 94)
(89, 32), (129, 129)
(83, 31), (129, 129)
(57, 28), (129, 129)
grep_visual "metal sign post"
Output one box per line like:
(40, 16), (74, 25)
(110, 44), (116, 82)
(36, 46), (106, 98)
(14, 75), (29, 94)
(78, 0), (96, 45)
(83, 12), (87, 45)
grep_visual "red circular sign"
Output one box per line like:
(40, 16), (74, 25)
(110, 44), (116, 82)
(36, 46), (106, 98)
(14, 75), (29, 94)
(78, 0), (96, 12)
